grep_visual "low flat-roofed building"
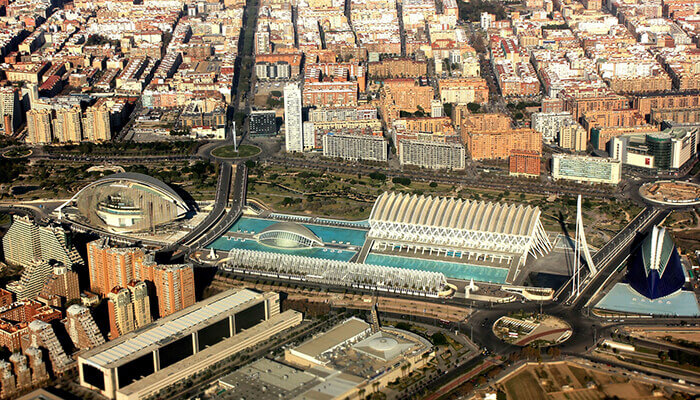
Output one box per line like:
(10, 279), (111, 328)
(288, 318), (371, 368)
(249, 110), (277, 136)
(16, 388), (68, 400)
(78, 289), (297, 400)
(282, 318), (434, 400)
(218, 358), (319, 400)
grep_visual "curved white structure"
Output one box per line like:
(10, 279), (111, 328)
(223, 248), (449, 297)
(368, 192), (552, 268)
(58, 173), (190, 233)
(255, 222), (323, 249)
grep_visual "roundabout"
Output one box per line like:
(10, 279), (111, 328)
(211, 144), (261, 159)
(639, 180), (700, 206)
(493, 313), (572, 347)
(2, 147), (32, 159)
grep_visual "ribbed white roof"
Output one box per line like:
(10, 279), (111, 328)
(369, 192), (541, 236)
(82, 289), (261, 368)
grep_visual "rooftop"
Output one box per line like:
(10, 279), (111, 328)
(293, 318), (370, 360)
(218, 358), (318, 400)
(369, 192), (542, 237)
(80, 289), (263, 368)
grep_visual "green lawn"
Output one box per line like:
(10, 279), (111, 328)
(3, 148), (31, 158)
(212, 144), (261, 159)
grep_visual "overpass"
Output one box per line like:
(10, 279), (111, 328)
(165, 162), (232, 250)
(157, 162), (247, 254)
(187, 163), (247, 249)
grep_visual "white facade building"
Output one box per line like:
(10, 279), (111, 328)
(368, 192), (552, 270)
(480, 12), (493, 30)
(552, 154), (622, 184)
(322, 134), (388, 162)
(531, 112), (574, 143)
(284, 83), (304, 152)
(398, 140), (465, 170)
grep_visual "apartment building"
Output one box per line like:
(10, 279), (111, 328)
(107, 281), (152, 339)
(398, 139), (465, 170)
(322, 133), (388, 162)
(465, 129), (542, 160)
(509, 150), (541, 176)
(37, 264), (80, 307)
(438, 78), (489, 104)
(2, 215), (82, 269)
(64, 304), (105, 350)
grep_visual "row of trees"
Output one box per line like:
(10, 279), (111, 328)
(45, 140), (201, 155)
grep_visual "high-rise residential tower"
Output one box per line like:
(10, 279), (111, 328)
(107, 281), (152, 338)
(0, 87), (21, 135)
(83, 105), (111, 141)
(26, 109), (53, 144)
(284, 83), (304, 152)
(87, 240), (145, 297)
(2, 215), (82, 268)
(64, 304), (105, 350)
(86, 240), (196, 316)
(53, 106), (82, 142)
(140, 262), (195, 317)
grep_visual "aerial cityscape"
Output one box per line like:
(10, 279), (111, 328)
(0, 0), (699, 399)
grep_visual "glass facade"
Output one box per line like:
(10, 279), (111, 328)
(646, 134), (672, 170)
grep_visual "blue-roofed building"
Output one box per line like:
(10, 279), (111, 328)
(627, 226), (686, 300)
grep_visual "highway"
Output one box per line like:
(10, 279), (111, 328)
(14, 145), (620, 203)
(168, 162), (233, 251)
(188, 163), (247, 249)
(263, 155), (620, 200)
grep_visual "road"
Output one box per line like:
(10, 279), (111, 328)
(187, 163), (247, 249)
(263, 155), (619, 200)
(556, 207), (667, 306)
(165, 162), (233, 252)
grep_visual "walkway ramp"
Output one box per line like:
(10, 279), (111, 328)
(355, 238), (374, 263)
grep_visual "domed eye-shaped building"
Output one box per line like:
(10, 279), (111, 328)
(60, 173), (190, 233)
(254, 222), (323, 249)
(627, 225), (686, 300)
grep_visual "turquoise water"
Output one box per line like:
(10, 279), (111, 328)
(208, 236), (356, 262)
(228, 217), (277, 234)
(365, 254), (509, 283)
(302, 224), (367, 246)
(227, 217), (367, 247)
(596, 283), (700, 317)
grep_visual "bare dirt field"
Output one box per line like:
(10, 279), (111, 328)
(498, 362), (661, 400)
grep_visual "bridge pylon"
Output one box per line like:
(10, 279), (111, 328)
(573, 195), (597, 298)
